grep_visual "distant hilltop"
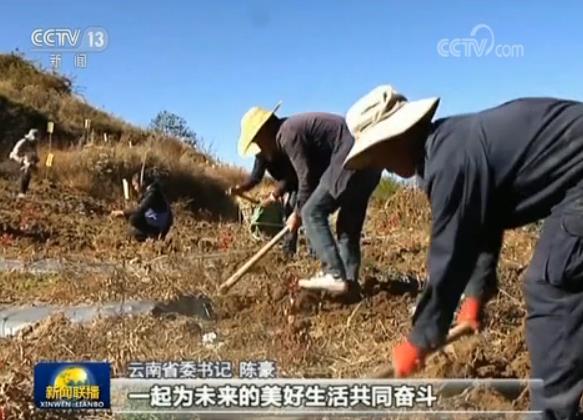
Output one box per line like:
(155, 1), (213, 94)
(0, 52), (246, 220)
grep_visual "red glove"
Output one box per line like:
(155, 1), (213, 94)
(392, 340), (424, 377)
(457, 297), (481, 331)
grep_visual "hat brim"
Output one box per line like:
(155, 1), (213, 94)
(238, 111), (274, 158)
(344, 97), (439, 170)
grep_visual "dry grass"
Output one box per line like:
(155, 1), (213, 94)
(0, 53), (141, 152)
(0, 53), (252, 221)
(0, 175), (539, 418)
(0, 53), (227, 174)
(37, 140), (244, 219)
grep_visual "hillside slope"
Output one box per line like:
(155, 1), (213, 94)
(0, 53), (245, 218)
(0, 53), (144, 152)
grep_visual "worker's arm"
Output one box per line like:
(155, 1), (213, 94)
(451, 228), (504, 331)
(408, 149), (492, 352)
(9, 139), (26, 163)
(236, 156), (267, 193)
(271, 158), (299, 199)
(271, 179), (288, 199)
(283, 135), (314, 215)
(463, 228), (503, 300)
(123, 188), (156, 219)
(273, 173), (298, 198)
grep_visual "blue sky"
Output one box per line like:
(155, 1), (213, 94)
(1, 0), (583, 170)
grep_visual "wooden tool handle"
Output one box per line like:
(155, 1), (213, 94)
(228, 188), (260, 205)
(238, 192), (260, 205)
(368, 323), (475, 379)
(219, 226), (290, 293)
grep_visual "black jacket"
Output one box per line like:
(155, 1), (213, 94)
(275, 113), (356, 211)
(124, 182), (171, 219)
(240, 154), (298, 197)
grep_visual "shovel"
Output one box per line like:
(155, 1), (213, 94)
(367, 323), (475, 378)
(219, 226), (290, 293)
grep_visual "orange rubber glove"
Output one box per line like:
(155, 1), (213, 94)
(456, 297), (481, 331)
(392, 340), (424, 377)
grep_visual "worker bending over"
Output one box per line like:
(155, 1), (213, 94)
(345, 85), (583, 420)
(239, 104), (381, 295)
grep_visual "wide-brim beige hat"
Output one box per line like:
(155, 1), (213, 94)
(344, 85), (439, 170)
(25, 128), (38, 141)
(238, 102), (282, 158)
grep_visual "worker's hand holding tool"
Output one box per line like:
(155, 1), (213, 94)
(260, 191), (278, 208)
(456, 297), (482, 331)
(286, 212), (301, 232)
(392, 340), (425, 377)
(227, 185), (243, 196)
(392, 296), (482, 377)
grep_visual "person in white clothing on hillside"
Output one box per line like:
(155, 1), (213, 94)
(9, 128), (40, 198)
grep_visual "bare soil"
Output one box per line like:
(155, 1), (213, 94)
(0, 181), (538, 418)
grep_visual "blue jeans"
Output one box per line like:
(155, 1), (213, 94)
(301, 170), (380, 282)
(284, 191), (316, 257)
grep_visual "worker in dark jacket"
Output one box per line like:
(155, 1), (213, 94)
(344, 85), (583, 420)
(239, 105), (381, 295)
(230, 153), (300, 256)
(111, 171), (173, 241)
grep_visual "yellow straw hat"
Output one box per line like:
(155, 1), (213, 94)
(238, 101), (282, 158)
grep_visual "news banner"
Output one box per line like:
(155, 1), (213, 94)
(33, 360), (543, 417)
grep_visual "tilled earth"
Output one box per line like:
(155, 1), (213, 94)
(0, 179), (538, 418)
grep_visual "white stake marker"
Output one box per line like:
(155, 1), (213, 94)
(122, 179), (130, 201)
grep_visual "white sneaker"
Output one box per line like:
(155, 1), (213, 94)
(298, 272), (348, 294)
(17, 193), (26, 199)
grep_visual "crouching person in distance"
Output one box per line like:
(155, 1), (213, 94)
(9, 128), (40, 198)
(344, 85), (583, 420)
(111, 171), (173, 242)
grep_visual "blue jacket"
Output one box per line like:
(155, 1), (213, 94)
(411, 97), (583, 350)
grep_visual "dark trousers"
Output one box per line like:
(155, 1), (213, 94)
(128, 213), (173, 242)
(301, 170), (380, 282)
(19, 165), (34, 194)
(523, 195), (583, 420)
